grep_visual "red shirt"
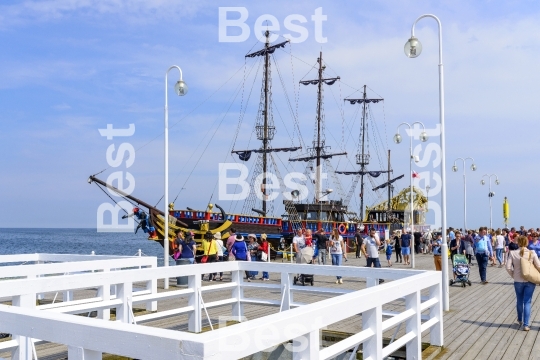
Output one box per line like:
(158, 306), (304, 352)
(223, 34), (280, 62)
(260, 241), (269, 253)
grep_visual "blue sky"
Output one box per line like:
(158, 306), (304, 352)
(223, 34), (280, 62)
(1, 0), (540, 229)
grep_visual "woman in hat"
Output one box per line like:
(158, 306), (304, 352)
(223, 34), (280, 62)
(201, 231), (218, 281)
(231, 234), (251, 280)
(214, 232), (225, 281)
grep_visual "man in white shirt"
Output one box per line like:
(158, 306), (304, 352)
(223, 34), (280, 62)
(292, 228), (305, 262)
(362, 228), (382, 268)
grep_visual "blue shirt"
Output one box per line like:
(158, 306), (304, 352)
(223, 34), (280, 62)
(401, 234), (411, 248)
(474, 235), (493, 256)
(179, 240), (196, 259)
(449, 231), (455, 241)
(231, 241), (249, 260)
(528, 241), (540, 258)
(432, 239), (442, 255)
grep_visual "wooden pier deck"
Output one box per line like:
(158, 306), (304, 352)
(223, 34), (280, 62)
(2, 251), (539, 359)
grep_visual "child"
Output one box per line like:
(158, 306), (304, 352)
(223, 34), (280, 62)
(386, 239), (393, 267)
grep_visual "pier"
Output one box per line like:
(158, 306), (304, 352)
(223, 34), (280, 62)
(0, 252), (536, 359)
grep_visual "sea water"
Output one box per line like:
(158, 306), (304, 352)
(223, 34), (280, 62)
(0, 228), (172, 266)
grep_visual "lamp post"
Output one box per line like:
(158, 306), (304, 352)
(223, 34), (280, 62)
(404, 14), (449, 311)
(481, 174), (500, 231)
(393, 122), (428, 269)
(452, 158), (477, 232)
(164, 65), (188, 289)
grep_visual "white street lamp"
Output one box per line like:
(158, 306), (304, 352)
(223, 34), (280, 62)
(452, 157), (477, 232)
(394, 122), (428, 269)
(164, 65), (188, 289)
(405, 14), (449, 311)
(481, 174), (500, 231)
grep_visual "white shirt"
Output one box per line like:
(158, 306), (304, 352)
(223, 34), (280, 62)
(496, 235), (505, 249)
(329, 235), (343, 254)
(293, 235), (306, 250)
(216, 239), (224, 256)
(365, 236), (380, 258)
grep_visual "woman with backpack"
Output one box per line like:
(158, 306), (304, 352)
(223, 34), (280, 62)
(506, 235), (540, 331)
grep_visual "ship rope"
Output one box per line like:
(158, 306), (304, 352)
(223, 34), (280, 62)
(92, 182), (139, 224)
(167, 56), (263, 206)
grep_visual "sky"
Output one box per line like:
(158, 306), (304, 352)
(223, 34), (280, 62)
(1, 0), (540, 230)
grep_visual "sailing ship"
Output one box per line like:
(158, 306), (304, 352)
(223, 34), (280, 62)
(89, 33), (422, 254)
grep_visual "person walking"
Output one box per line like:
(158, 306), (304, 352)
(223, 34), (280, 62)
(400, 230), (412, 265)
(475, 227), (493, 284)
(329, 228), (347, 284)
(313, 228), (328, 265)
(226, 228), (237, 261)
(292, 228), (306, 263)
(201, 231), (218, 281)
(449, 231), (462, 264)
(214, 232), (224, 281)
(258, 234), (270, 281)
(175, 230), (196, 264)
(462, 230), (475, 265)
(413, 230), (422, 255)
(432, 233), (443, 271)
(495, 229), (505, 267)
(385, 239), (393, 267)
(231, 234), (251, 280)
(527, 233), (540, 258)
(393, 231), (402, 263)
(506, 235), (540, 331)
(247, 234), (259, 281)
(354, 228), (363, 258)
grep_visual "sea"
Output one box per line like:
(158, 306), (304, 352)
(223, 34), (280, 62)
(0, 228), (173, 266)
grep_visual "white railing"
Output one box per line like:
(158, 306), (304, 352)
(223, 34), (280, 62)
(0, 253), (158, 325)
(0, 260), (442, 360)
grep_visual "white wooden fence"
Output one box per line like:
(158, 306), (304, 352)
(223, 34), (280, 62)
(0, 259), (442, 360)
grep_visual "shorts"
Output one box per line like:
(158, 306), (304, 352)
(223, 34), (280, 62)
(386, 254), (392, 260)
(401, 247), (411, 255)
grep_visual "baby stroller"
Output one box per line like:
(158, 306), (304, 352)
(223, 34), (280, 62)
(293, 247), (314, 286)
(450, 254), (471, 287)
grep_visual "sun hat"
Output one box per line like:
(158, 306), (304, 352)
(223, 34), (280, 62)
(261, 233), (267, 240)
(213, 232), (222, 240)
(247, 233), (257, 239)
(235, 234), (244, 241)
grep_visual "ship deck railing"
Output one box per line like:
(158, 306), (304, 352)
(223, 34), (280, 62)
(0, 258), (442, 359)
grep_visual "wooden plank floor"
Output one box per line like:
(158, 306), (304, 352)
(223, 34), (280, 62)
(2, 252), (539, 359)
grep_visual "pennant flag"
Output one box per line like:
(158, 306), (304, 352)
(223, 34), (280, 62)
(412, 171), (420, 178)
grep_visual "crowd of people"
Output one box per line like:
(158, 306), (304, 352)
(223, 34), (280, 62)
(172, 224), (540, 331)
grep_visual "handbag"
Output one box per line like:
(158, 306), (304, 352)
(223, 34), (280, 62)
(520, 251), (540, 284)
(261, 251), (268, 262)
(201, 240), (213, 263)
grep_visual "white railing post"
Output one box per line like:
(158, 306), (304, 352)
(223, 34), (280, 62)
(35, 261), (44, 301)
(405, 291), (422, 359)
(11, 293), (35, 360)
(429, 283), (444, 346)
(116, 282), (133, 323)
(188, 274), (202, 332)
(231, 269), (244, 321)
(67, 346), (101, 360)
(293, 330), (320, 360)
(362, 305), (382, 360)
(146, 257), (158, 312)
(290, 244), (293, 264)
(97, 269), (111, 320)
(280, 272), (291, 311)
